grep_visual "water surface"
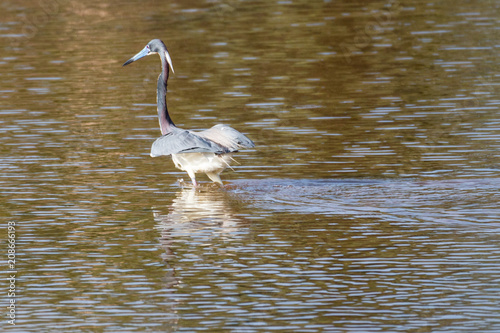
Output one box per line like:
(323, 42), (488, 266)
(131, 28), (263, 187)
(1, 0), (499, 331)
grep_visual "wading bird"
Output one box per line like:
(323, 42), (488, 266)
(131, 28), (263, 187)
(123, 39), (255, 186)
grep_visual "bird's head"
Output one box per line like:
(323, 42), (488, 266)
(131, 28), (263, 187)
(122, 39), (174, 73)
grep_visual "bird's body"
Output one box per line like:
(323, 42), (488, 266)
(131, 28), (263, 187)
(172, 152), (233, 185)
(123, 39), (254, 186)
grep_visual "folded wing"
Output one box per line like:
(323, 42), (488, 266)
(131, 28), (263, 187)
(150, 125), (255, 157)
(150, 128), (227, 157)
(196, 124), (255, 151)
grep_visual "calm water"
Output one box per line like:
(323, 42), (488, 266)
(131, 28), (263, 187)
(1, 0), (500, 331)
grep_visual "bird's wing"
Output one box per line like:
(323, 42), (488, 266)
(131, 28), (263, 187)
(150, 128), (229, 157)
(195, 124), (255, 152)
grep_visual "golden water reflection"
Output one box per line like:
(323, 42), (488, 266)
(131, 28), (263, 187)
(1, 0), (500, 331)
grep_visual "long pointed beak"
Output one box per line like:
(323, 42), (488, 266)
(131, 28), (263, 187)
(123, 46), (149, 67)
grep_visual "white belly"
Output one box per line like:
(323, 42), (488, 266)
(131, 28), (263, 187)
(171, 152), (233, 174)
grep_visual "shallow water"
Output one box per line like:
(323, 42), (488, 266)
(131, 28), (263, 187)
(1, 0), (500, 331)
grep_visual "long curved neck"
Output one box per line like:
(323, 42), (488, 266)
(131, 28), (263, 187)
(157, 55), (175, 135)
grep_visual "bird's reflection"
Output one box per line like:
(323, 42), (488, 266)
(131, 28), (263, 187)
(153, 187), (244, 285)
(154, 187), (241, 237)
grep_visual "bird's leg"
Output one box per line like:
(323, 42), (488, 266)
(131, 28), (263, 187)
(186, 169), (198, 187)
(206, 172), (223, 186)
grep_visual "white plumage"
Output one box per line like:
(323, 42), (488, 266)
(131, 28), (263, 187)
(172, 152), (233, 185)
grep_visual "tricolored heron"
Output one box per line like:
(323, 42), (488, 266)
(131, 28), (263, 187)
(123, 39), (255, 186)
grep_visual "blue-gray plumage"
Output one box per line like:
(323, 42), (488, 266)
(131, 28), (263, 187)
(123, 39), (255, 186)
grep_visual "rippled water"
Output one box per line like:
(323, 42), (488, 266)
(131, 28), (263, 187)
(1, 0), (500, 331)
